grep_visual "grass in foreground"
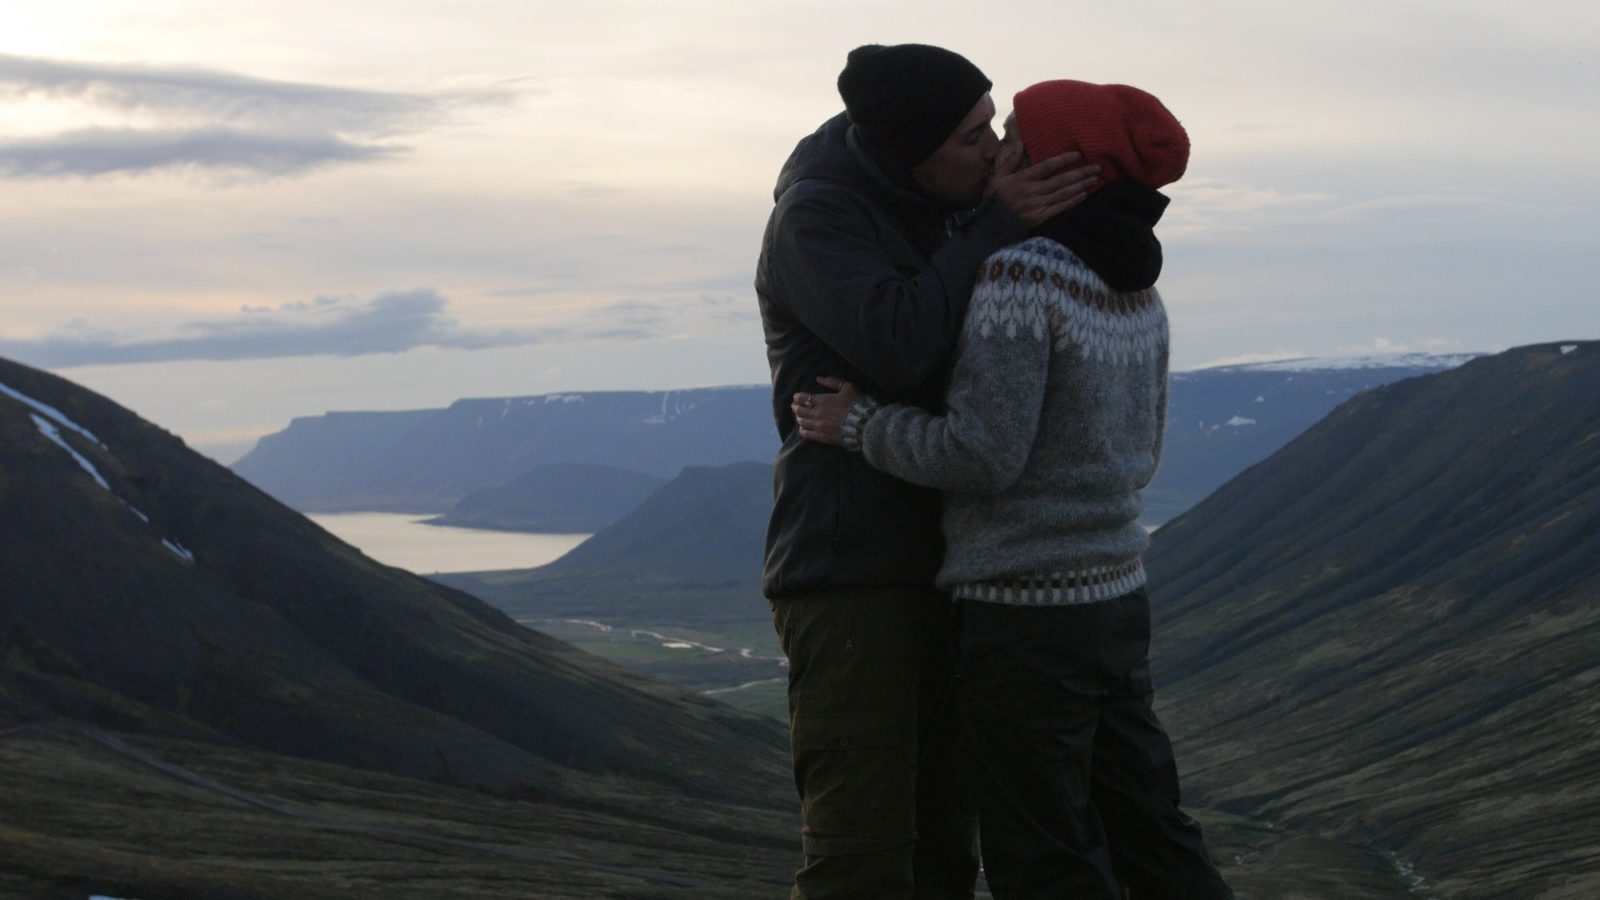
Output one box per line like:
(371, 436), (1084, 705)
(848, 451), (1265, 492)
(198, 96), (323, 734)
(0, 724), (795, 900)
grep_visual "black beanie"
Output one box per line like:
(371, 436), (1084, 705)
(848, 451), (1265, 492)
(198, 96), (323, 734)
(837, 44), (992, 174)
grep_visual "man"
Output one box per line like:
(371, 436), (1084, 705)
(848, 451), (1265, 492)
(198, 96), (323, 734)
(755, 44), (1099, 899)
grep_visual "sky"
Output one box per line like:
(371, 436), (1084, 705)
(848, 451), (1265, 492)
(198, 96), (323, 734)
(1, 1), (1596, 461)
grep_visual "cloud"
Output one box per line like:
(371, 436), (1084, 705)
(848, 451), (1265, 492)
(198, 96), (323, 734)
(699, 293), (760, 325)
(0, 53), (503, 178)
(595, 300), (674, 330)
(1334, 337), (1468, 355)
(1185, 349), (1311, 371)
(0, 127), (395, 177)
(1325, 193), (1500, 219)
(1161, 177), (1518, 246)
(1160, 179), (1337, 238)
(0, 290), (622, 367)
(487, 271), (755, 299)
(0, 53), (440, 132)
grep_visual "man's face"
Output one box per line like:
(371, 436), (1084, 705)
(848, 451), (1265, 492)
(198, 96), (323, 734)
(911, 93), (999, 209)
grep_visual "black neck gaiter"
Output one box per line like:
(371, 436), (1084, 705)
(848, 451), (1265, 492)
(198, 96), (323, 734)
(1035, 181), (1170, 293)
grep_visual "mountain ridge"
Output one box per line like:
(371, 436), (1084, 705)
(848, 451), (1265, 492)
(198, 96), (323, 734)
(234, 386), (778, 512)
(1144, 340), (1600, 899)
(233, 354), (1478, 525)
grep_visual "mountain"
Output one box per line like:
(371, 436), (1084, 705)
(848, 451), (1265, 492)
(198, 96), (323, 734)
(233, 387), (777, 512)
(425, 463), (667, 533)
(544, 462), (771, 582)
(438, 463), (777, 720)
(1143, 341), (1600, 898)
(232, 356), (1473, 523)
(1142, 353), (1481, 521)
(445, 462), (772, 632)
(0, 356), (789, 807)
(227, 408), (438, 508)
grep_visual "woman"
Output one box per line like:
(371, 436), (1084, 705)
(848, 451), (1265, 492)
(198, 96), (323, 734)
(791, 80), (1234, 900)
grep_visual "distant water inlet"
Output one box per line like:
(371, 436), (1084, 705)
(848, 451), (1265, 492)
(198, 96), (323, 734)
(307, 513), (589, 574)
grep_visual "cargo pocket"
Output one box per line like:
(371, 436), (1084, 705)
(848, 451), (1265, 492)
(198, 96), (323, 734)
(792, 708), (917, 856)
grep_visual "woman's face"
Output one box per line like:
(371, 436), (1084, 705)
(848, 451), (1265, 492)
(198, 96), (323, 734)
(1000, 112), (1026, 166)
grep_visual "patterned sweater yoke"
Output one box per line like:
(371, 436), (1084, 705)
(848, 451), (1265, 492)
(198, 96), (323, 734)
(841, 236), (1171, 606)
(970, 242), (1167, 365)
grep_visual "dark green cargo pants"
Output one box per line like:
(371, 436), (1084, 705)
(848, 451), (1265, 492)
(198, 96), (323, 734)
(772, 586), (979, 900)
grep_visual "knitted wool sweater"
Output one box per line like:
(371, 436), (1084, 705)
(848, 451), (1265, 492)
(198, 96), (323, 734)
(841, 236), (1169, 605)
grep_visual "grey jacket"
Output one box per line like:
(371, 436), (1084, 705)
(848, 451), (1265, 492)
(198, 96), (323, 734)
(842, 237), (1169, 604)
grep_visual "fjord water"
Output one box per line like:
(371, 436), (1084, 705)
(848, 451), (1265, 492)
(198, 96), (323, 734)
(307, 512), (589, 574)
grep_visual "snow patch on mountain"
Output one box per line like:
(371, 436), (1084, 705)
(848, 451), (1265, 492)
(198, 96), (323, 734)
(162, 539), (196, 563)
(1226, 416), (1258, 427)
(6, 378), (199, 564)
(1192, 352), (1482, 374)
(30, 413), (112, 491)
(1561, 345), (1578, 355)
(643, 391), (698, 425)
(1, 379), (107, 448)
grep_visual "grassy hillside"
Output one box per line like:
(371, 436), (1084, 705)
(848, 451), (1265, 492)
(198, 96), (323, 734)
(1146, 342), (1600, 899)
(0, 722), (794, 899)
(0, 355), (800, 897)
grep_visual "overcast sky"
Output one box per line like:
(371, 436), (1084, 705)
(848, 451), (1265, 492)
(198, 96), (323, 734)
(2, 1), (1596, 460)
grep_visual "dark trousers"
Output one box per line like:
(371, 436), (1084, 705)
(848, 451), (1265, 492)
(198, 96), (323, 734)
(958, 588), (1234, 900)
(772, 586), (980, 900)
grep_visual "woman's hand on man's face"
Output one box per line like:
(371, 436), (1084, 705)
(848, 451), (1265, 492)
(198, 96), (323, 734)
(791, 376), (859, 445)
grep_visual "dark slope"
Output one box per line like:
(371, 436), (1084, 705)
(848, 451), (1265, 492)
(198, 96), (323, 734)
(545, 462), (770, 582)
(1144, 356), (1478, 522)
(1145, 342), (1600, 899)
(426, 463), (667, 533)
(445, 463), (772, 631)
(0, 357), (787, 805)
(0, 722), (796, 899)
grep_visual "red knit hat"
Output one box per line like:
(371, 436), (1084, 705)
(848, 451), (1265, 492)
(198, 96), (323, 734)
(1012, 80), (1189, 190)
